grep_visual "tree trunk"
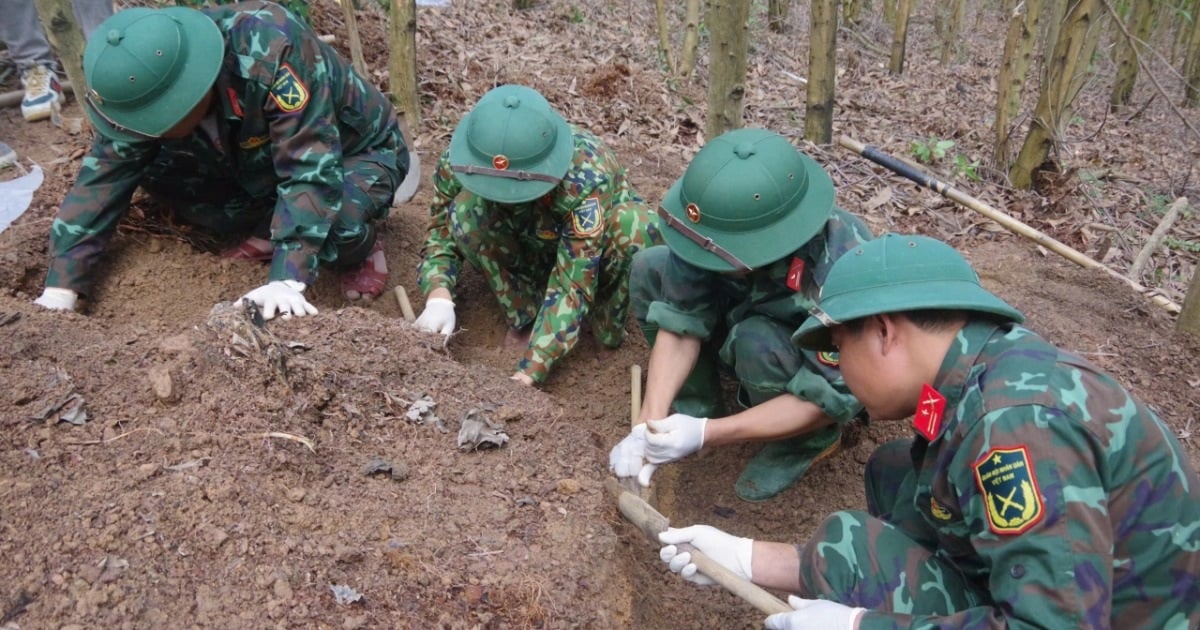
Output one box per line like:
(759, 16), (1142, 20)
(1039, 0), (1068, 83)
(32, 0), (86, 110)
(807, 0), (837, 144)
(1179, 262), (1200, 336)
(934, 0), (965, 64)
(1184, 0), (1200, 105)
(994, 0), (1043, 171)
(888, 0), (914, 74)
(1110, 0), (1158, 108)
(883, 0), (897, 25)
(844, 0), (862, 26)
(1010, 0), (1102, 189)
(768, 0), (791, 32)
(340, 0), (368, 78)
(705, 0), (751, 139)
(388, 0), (420, 135)
(655, 0), (677, 73)
(680, 0), (703, 77)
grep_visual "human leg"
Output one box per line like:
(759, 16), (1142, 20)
(331, 149), (399, 299)
(586, 198), (663, 348)
(798, 510), (986, 614)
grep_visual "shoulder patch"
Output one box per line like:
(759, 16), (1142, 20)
(816, 351), (839, 367)
(973, 446), (1044, 535)
(270, 63), (309, 113)
(571, 195), (603, 237)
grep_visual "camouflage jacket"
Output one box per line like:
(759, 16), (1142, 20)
(859, 320), (1200, 630)
(418, 126), (646, 378)
(643, 208), (872, 423)
(46, 1), (403, 292)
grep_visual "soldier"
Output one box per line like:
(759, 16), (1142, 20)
(413, 84), (661, 386)
(657, 234), (1200, 629)
(33, 1), (410, 319)
(608, 128), (874, 502)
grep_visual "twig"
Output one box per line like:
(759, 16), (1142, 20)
(1129, 197), (1187, 281)
(256, 431), (316, 453)
(393, 285), (416, 322)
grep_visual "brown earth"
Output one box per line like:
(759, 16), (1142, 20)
(2, 1), (1199, 628)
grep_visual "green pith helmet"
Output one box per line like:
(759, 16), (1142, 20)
(793, 233), (1025, 351)
(659, 128), (834, 272)
(448, 85), (573, 204)
(82, 7), (224, 142)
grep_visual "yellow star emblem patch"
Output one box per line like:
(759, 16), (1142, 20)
(270, 63), (309, 113)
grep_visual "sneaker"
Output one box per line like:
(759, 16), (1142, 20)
(0, 142), (16, 169)
(21, 65), (64, 122)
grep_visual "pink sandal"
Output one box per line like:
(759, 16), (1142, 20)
(340, 239), (388, 300)
(220, 237), (273, 262)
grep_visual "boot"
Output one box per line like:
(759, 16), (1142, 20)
(734, 424), (842, 502)
(641, 325), (727, 419)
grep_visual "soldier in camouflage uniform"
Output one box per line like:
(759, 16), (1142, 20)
(33, 2), (410, 319)
(608, 128), (873, 502)
(656, 234), (1200, 629)
(413, 84), (661, 386)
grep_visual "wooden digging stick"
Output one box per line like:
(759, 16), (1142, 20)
(837, 136), (1182, 315)
(604, 477), (792, 616)
(620, 365), (647, 496)
(393, 285), (416, 322)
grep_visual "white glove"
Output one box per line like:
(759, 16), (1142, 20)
(637, 413), (708, 484)
(34, 287), (78, 311)
(609, 424), (648, 478)
(414, 297), (456, 336)
(658, 525), (753, 586)
(239, 280), (317, 320)
(764, 595), (866, 630)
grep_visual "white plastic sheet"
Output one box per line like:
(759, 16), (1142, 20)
(0, 165), (44, 234)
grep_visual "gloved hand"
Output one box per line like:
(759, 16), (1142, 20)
(637, 413), (708, 486)
(658, 525), (753, 586)
(34, 287), (78, 311)
(764, 595), (866, 630)
(414, 297), (456, 336)
(239, 280), (317, 320)
(609, 424), (648, 478)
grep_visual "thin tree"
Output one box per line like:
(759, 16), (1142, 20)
(1040, 0), (1068, 82)
(1110, 0), (1159, 108)
(1011, 0), (1102, 189)
(934, 0), (966, 64)
(1180, 262), (1200, 336)
(995, 0), (1044, 170)
(807, 0), (838, 144)
(680, 0), (703, 77)
(769, 0), (791, 32)
(1184, 0), (1200, 105)
(844, 0), (863, 26)
(655, 0), (678, 73)
(388, 0), (420, 135)
(32, 0), (85, 107)
(705, 0), (751, 138)
(883, 0), (897, 25)
(889, 0), (915, 74)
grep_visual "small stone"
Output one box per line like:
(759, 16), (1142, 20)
(556, 478), (581, 495)
(148, 366), (175, 402)
(286, 487), (306, 502)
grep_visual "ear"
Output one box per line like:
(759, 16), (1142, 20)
(874, 313), (903, 356)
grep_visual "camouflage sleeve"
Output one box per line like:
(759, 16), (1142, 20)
(262, 32), (345, 286)
(416, 151), (463, 296)
(643, 251), (722, 338)
(784, 351), (862, 425)
(860, 405), (1113, 630)
(515, 174), (609, 383)
(45, 137), (157, 293)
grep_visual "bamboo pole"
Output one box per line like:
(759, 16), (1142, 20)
(837, 136), (1182, 314)
(622, 364), (647, 497)
(1129, 198), (1188, 281)
(393, 286), (416, 321)
(604, 478), (791, 616)
(339, 0), (368, 78)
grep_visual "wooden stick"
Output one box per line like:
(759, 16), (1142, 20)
(393, 285), (416, 322)
(1129, 197), (1187, 280)
(837, 136), (1182, 314)
(630, 364), (642, 425)
(604, 478), (791, 615)
(339, 0), (368, 78)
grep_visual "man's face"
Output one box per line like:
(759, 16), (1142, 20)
(830, 317), (916, 421)
(160, 88), (214, 139)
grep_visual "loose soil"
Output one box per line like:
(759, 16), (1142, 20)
(2, 1), (1198, 628)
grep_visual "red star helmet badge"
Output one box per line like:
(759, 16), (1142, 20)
(492, 154), (510, 170)
(685, 203), (701, 223)
(913, 384), (946, 441)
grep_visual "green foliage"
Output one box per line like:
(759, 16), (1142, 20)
(909, 137), (955, 164)
(953, 154), (981, 182)
(1165, 237), (1200, 254)
(567, 5), (585, 23)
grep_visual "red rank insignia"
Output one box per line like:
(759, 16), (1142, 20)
(226, 87), (244, 117)
(786, 257), (805, 291)
(913, 384), (945, 441)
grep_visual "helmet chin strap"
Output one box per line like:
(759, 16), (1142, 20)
(451, 163), (561, 184)
(656, 205), (751, 272)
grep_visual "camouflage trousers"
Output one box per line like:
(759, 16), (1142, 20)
(446, 192), (660, 347)
(629, 246), (810, 406)
(797, 439), (987, 613)
(139, 146), (400, 267)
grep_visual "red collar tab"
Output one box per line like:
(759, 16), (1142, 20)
(913, 384), (946, 440)
(786, 257), (805, 292)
